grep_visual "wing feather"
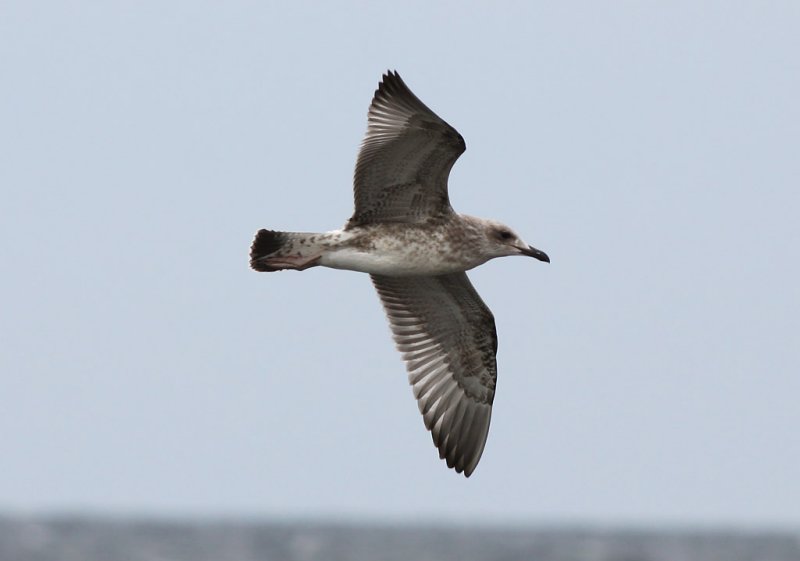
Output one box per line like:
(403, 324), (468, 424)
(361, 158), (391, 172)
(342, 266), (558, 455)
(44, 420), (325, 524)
(348, 71), (466, 227)
(371, 272), (498, 477)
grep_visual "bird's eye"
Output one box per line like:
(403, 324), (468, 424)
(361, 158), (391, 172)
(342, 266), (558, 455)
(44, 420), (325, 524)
(498, 230), (513, 240)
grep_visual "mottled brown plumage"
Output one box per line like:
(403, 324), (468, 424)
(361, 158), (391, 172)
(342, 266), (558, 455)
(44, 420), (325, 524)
(250, 71), (549, 477)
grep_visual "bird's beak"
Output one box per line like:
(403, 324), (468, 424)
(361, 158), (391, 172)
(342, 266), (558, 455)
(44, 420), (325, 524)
(520, 245), (550, 263)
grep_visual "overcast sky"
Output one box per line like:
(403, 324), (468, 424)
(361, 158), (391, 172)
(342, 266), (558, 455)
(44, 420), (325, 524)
(2, 1), (799, 527)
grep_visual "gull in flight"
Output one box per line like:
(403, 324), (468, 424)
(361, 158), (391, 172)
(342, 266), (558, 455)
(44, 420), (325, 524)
(250, 71), (549, 477)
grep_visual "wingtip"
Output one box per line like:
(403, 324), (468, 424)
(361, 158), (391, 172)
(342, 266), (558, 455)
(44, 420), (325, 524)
(377, 69), (405, 95)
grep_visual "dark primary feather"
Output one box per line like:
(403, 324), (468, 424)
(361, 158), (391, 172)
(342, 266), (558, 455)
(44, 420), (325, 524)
(371, 272), (497, 477)
(347, 71), (466, 228)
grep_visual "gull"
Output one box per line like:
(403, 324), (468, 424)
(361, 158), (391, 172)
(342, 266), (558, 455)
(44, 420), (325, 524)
(250, 71), (549, 477)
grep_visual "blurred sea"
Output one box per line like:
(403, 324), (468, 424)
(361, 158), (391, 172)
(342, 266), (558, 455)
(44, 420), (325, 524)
(1, 516), (798, 561)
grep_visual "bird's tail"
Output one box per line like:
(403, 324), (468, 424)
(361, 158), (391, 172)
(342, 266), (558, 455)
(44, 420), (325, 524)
(249, 229), (324, 272)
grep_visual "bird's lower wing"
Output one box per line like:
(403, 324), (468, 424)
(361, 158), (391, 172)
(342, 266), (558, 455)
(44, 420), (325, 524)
(371, 272), (498, 477)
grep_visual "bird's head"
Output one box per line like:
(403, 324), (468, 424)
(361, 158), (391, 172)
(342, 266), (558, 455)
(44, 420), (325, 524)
(482, 220), (550, 263)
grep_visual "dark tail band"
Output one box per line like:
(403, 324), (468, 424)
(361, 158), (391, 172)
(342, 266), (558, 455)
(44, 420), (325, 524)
(250, 229), (289, 271)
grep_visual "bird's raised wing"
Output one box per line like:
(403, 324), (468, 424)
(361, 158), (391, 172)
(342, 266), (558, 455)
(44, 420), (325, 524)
(371, 272), (497, 477)
(348, 71), (466, 227)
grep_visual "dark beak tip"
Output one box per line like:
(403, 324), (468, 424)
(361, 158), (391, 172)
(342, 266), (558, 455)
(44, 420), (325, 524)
(524, 246), (550, 263)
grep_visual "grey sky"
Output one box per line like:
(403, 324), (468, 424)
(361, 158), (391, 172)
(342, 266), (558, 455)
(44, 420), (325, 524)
(1, 1), (798, 526)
